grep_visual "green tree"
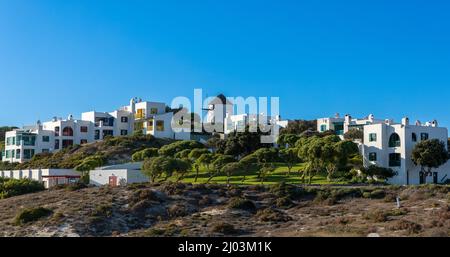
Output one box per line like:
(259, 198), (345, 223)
(131, 147), (159, 162)
(220, 162), (241, 185)
(187, 148), (210, 182)
(277, 134), (301, 148)
(253, 148), (279, 179)
(74, 155), (106, 183)
(238, 154), (259, 182)
(279, 148), (300, 176)
(158, 140), (205, 157)
(208, 154), (235, 183)
(344, 129), (364, 142)
(259, 163), (276, 184)
(412, 139), (449, 178)
(361, 165), (397, 181)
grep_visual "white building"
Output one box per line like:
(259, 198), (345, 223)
(317, 113), (385, 137)
(224, 113), (288, 136)
(89, 162), (149, 186)
(363, 118), (450, 185)
(0, 168), (80, 188)
(2, 97), (185, 163)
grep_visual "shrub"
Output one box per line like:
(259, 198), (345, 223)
(211, 222), (237, 235)
(363, 210), (388, 222)
(132, 148), (159, 162)
(167, 204), (188, 217)
(256, 208), (292, 222)
(227, 197), (256, 213)
(0, 178), (45, 199)
(14, 207), (53, 225)
(388, 219), (422, 234)
(275, 197), (294, 208)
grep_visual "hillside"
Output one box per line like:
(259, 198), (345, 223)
(0, 183), (448, 237)
(12, 135), (174, 170)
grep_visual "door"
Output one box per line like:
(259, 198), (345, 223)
(419, 172), (425, 184)
(109, 176), (117, 187)
(433, 172), (438, 184)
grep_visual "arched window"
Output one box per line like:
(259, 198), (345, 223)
(389, 133), (401, 147)
(62, 127), (74, 136)
(412, 133), (417, 142)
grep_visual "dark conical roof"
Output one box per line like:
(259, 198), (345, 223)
(208, 93), (233, 105)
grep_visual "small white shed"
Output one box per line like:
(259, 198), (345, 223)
(89, 162), (149, 187)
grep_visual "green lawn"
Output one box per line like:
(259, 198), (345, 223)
(166, 163), (351, 185)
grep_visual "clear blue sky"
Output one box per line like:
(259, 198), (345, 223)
(1, 0), (450, 129)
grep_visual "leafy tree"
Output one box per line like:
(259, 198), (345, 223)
(279, 148), (300, 176)
(187, 148), (211, 182)
(259, 164), (276, 184)
(238, 154), (259, 182)
(141, 156), (189, 182)
(253, 148), (279, 178)
(158, 140), (205, 157)
(174, 149), (192, 159)
(196, 153), (215, 182)
(131, 147), (159, 162)
(174, 158), (192, 182)
(361, 165), (397, 181)
(220, 162), (241, 185)
(412, 139), (449, 176)
(216, 128), (268, 157)
(277, 134), (301, 148)
(280, 120), (316, 135)
(208, 154), (235, 183)
(344, 129), (364, 142)
(75, 155), (106, 183)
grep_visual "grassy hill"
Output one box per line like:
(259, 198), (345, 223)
(13, 135), (174, 170)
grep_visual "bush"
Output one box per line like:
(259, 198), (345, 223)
(388, 219), (422, 234)
(0, 178), (45, 199)
(256, 208), (292, 222)
(211, 222), (237, 235)
(275, 197), (294, 208)
(15, 207), (53, 225)
(132, 148), (159, 162)
(227, 197), (256, 213)
(363, 210), (388, 222)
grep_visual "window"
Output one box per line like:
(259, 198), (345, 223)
(80, 139), (88, 145)
(121, 117), (128, 123)
(55, 126), (60, 136)
(389, 153), (401, 167)
(120, 130), (128, 136)
(136, 109), (145, 119)
(12, 137), (15, 145)
(42, 136), (50, 142)
(320, 124), (327, 132)
(389, 133), (401, 147)
(62, 127), (74, 136)
(368, 152), (377, 161)
(94, 130), (100, 140)
(22, 135), (36, 146)
(147, 119), (154, 131)
(412, 133), (417, 142)
(6, 137), (11, 146)
(62, 139), (73, 149)
(421, 133), (429, 141)
(23, 149), (35, 159)
(369, 133), (377, 142)
(102, 130), (113, 139)
(11, 149), (15, 158)
(150, 108), (158, 114)
(55, 139), (60, 150)
(5, 150), (10, 158)
(16, 149), (20, 159)
(80, 126), (88, 133)
(156, 120), (164, 131)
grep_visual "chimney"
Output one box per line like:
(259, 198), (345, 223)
(401, 117), (409, 126)
(344, 114), (352, 124)
(385, 119), (391, 125)
(335, 113), (340, 119)
(415, 120), (421, 126)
